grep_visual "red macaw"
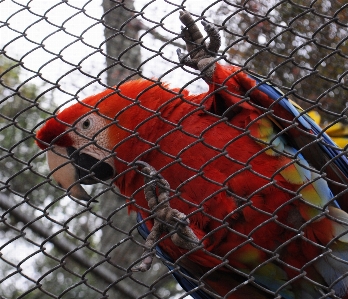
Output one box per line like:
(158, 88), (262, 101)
(35, 11), (348, 299)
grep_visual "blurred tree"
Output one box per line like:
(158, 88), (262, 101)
(0, 57), (105, 298)
(0, 58), (47, 197)
(102, 0), (142, 85)
(0, 56), (53, 297)
(217, 0), (348, 123)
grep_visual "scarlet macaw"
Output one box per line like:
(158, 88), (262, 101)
(36, 11), (348, 299)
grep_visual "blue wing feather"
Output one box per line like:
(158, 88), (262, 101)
(302, 114), (348, 177)
(249, 74), (311, 130)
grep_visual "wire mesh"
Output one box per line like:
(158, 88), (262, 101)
(1, 0), (348, 298)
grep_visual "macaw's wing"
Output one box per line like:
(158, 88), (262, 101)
(249, 73), (348, 211)
(136, 213), (274, 299)
(208, 63), (348, 212)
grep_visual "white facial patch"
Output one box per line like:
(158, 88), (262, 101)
(71, 113), (115, 170)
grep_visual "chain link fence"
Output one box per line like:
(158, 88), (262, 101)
(1, 0), (348, 298)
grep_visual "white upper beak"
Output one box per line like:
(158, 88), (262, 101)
(46, 146), (92, 201)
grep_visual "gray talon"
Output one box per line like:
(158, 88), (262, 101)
(178, 11), (221, 80)
(132, 161), (199, 272)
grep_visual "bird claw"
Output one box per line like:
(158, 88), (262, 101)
(131, 252), (155, 272)
(131, 161), (199, 272)
(177, 11), (221, 79)
(176, 49), (197, 68)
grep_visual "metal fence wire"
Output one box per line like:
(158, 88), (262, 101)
(1, 0), (348, 298)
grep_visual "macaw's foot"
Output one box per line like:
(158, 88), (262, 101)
(131, 161), (200, 272)
(177, 11), (221, 79)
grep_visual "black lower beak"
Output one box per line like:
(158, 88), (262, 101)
(67, 147), (114, 185)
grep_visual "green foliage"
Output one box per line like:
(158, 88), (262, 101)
(0, 57), (47, 198)
(0, 56), (102, 299)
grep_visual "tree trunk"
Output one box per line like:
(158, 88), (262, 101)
(100, 1), (168, 298)
(102, 0), (142, 86)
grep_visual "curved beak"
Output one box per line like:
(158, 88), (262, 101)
(46, 146), (92, 201)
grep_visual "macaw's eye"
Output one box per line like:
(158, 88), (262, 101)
(82, 118), (91, 130)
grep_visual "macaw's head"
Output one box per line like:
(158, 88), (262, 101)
(36, 80), (157, 202)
